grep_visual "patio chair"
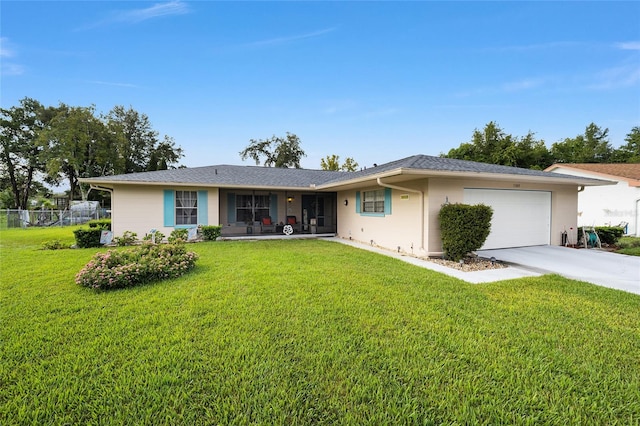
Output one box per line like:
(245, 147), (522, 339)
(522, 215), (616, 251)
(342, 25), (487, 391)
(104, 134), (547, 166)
(286, 215), (301, 232)
(260, 216), (276, 233)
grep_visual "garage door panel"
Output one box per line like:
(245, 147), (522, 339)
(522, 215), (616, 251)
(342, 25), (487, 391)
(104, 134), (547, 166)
(463, 189), (551, 249)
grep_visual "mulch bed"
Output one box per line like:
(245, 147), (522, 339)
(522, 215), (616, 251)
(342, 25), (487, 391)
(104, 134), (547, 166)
(427, 255), (507, 272)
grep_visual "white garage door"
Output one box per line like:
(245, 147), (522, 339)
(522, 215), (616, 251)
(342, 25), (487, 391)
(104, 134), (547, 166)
(463, 189), (551, 249)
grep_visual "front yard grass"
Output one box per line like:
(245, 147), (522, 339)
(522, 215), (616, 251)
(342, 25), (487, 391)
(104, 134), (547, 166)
(1, 227), (639, 424)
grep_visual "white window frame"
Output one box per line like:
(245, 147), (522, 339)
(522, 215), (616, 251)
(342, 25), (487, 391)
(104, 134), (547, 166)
(176, 190), (198, 225)
(362, 189), (385, 213)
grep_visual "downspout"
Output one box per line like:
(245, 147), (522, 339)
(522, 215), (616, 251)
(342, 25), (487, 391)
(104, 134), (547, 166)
(89, 184), (113, 196)
(376, 177), (426, 255)
(633, 198), (640, 237)
(89, 184), (114, 224)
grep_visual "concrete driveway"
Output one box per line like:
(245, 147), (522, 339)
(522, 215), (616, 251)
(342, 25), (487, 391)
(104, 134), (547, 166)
(476, 245), (640, 295)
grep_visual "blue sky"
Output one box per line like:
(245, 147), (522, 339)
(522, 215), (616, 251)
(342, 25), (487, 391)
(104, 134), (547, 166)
(2, 1), (639, 169)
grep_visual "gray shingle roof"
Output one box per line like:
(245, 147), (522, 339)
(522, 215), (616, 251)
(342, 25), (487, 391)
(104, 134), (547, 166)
(85, 164), (342, 188)
(83, 155), (609, 188)
(321, 155), (609, 184)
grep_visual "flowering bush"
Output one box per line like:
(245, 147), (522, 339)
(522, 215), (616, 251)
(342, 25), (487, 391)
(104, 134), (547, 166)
(168, 228), (189, 243)
(113, 231), (137, 246)
(75, 243), (199, 290)
(142, 230), (165, 243)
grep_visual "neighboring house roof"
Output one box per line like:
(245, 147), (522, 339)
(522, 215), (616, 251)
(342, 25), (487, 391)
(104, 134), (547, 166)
(545, 163), (640, 187)
(81, 154), (612, 190)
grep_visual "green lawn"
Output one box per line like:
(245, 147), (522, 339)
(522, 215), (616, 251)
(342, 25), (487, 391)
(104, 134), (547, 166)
(1, 227), (639, 425)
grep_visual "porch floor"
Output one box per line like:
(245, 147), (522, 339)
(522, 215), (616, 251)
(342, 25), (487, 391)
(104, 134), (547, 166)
(220, 233), (336, 241)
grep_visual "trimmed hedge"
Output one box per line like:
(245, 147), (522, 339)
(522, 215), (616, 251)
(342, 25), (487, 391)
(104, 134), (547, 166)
(577, 226), (625, 246)
(438, 203), (493, 262)
(201, 225), (222, 241)
(594, 226), (625, 245)
(87, 219), (111, 230)
(73, 228), (103, 248)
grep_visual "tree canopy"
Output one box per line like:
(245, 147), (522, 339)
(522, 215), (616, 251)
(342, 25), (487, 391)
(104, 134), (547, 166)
(0, 98), (183, 207)
(443, 121), (636, 169)
(240, 132), (306, 168)
(0, 98), (51, 209)
(320, 154), (359, 171)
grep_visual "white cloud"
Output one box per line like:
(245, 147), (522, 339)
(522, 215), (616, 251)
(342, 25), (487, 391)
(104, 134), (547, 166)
(483, 41), (583, 53)
(0, 38), (24, 76)
(0, 37), (14, 57)
(116, 1), (190, 24)
(246, 28), (336, 48)
(87, 80), (142, 88)
(616, 41), (640, 50)
(77, 1), (190, 30)
(501, 78), (545, 92)
(588, 64), (640, 90)
(1, 63), (25, 76)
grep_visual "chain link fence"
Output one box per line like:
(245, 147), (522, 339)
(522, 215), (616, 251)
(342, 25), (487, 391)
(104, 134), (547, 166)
(3, 208), (110, 229)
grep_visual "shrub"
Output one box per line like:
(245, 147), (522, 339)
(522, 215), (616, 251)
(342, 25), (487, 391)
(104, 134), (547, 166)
(113, 231), (137, 246)
(617, 236), (640, 249)
(75, 242), (199, 290)
(168, 228), (189, 243)
(87, 219), (111, 230)
(201, 225), (222, 241)
(73, 228), (103, 248)
(438, 203), (493, 262)
(142, 230), (165, 243)
(41, 239), (67, 250)
(577, 226), (625, 246)
(595, 226), (624, 245)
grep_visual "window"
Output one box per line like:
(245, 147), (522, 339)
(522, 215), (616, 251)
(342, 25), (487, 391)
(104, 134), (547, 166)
(176, 191), (198, 225)
(236, 194), (270, 223)
(356, 188), (391, 216)
(362, 189), (385, 213)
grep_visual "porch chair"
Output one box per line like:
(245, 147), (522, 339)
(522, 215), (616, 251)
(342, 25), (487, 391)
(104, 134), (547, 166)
(286, 215), (301, 232)
(260, 216), (276, 233)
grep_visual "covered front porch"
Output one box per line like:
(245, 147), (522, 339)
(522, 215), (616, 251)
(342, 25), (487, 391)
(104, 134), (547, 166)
(218, 189), (338, 237)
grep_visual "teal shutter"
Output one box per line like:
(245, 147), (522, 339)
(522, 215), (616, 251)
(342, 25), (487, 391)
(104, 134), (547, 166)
(163, 190), (175, 226)
(227, 193), (236, 223)
(270, 194), (278, 222)
(384, 188), (392, 215)
(197, 190), (208, 225)
(355, 191), (361, 214)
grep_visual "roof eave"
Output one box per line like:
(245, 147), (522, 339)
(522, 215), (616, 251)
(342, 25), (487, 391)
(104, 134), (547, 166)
(545, 164), (640, 187)
(80, 178), (325, 192)
(317, 167), (614, 189)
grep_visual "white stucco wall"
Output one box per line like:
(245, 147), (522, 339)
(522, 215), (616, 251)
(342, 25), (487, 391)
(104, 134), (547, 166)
(337, 182), (426, 256)
(111, 184), (219, 238)
(426, 178), (578, 254)
(337, 178), (579, 256)
(550, 168), (639, 236)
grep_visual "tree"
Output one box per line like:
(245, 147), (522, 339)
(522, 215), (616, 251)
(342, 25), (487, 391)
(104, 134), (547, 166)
(0, 97), (49, 209)
(611, 126), (640, 163)
(106, 106), (182, 174)
(442, 121), (551, 169)
(240, 132), (306, 168)
(320, 154), (359, 171)
(550, 123), (613, 163)
(147, 136), (183, 171)
(39, 104), (113, 201)
(341, 157), (359, 172)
